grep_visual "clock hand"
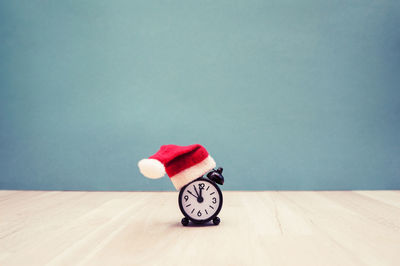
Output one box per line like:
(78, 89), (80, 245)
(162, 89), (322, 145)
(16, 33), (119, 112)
(187, 190), (198, 199)
(193, 185), (199, 197)
(197, 184), (204, 203)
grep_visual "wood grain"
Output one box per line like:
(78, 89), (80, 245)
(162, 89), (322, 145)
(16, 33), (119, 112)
(0, 190), (399, 266)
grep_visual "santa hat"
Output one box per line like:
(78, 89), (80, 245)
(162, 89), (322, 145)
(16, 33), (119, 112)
(138, 144), (216, 190)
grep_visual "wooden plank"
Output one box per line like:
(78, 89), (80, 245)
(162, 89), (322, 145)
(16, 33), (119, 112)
(355, 191), (400, 209)
(280, 191), (400, 266)
(0, 191), (399, 266)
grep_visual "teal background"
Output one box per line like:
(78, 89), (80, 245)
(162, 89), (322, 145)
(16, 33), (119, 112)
(1, 0), (399, 191)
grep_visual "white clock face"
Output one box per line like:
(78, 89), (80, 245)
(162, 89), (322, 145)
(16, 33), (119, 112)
(180, 179), (221, 221)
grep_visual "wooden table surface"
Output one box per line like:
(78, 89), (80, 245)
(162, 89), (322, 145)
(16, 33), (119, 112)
(0, 190), (399, 266)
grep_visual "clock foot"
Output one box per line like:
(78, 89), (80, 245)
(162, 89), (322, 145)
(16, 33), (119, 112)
(212, 217), (220, 225)
(181, 217), (189, 226)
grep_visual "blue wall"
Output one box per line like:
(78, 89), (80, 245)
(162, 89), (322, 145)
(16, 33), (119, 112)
(1, 0), (399, 191)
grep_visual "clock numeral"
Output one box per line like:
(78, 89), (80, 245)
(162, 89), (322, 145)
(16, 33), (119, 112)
(212, 197), (217, 204)
(184, 195), (189, 202)
(199, 183), (205, 189)
(197, 210), (202, 217)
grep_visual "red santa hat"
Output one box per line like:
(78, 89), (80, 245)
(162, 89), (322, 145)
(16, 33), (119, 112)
(138, 144), (216, 190)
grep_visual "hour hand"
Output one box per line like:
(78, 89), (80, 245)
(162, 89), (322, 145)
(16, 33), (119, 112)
(197, 184), (204, 203)
(198, 184), (203, 198)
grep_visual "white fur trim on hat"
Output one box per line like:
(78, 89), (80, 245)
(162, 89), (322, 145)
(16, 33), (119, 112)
(138, 159), (166, 179)
(170, 155), (216, 190)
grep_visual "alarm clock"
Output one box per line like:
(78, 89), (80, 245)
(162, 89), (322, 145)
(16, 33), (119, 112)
(178, 167), (224, 226)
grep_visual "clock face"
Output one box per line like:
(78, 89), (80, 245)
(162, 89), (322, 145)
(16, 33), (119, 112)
(179, 178), (223, 223)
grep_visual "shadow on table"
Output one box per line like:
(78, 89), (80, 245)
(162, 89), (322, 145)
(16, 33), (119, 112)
(167, 221), (218, 228)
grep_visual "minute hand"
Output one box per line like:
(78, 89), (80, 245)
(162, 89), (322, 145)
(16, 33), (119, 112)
(193, 185), (199, 197)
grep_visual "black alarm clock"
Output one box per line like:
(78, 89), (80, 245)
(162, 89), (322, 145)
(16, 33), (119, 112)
(178, 167), (224, 226)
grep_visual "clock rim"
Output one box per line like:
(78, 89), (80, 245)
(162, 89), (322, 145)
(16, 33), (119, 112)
(178, 177), (223, 224)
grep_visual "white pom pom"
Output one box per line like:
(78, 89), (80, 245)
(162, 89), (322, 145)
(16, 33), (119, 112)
(138, 159), (165, 179)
